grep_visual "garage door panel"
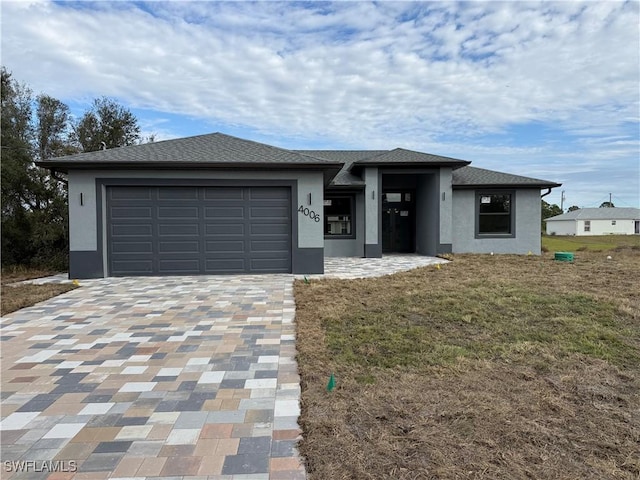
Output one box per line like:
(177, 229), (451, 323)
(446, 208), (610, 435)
(112, 225), (153, 236)
(159, 241), (200, 253)
(250, 223), (289, 235)
(158, 259), (200, 272)
(204, 207), (245, 218)
(158, 207), (199, 219)
(157, 187), (199, 200)
(108, 186), (291, 276)
(112, 260), (153, 273)
(110, 187), (153, 200)
(159, 224), (199, 235)
(250, 206), (289, 218)
(250, 240), (289, 252)
(112, 242), (153, 253)
(205, 224), (244, 236)
(204, 188), (245, 200)
(205, 240), (245, 252)
(111, 207), (152, 219)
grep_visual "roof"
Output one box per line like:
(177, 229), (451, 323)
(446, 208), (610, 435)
(37, 132), (343, 171)
(452, 166), (561, 189)
(546, 207), (640, 221)
(38, 132), (561, 190)
(295, 150), (387, 187)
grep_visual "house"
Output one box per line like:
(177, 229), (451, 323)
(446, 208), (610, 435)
(38, 133), (561, 278)
(545, 207), (640, 236)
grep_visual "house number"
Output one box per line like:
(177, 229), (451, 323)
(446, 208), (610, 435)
(298, 205), (320, 222)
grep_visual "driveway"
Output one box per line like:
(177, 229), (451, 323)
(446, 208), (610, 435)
(0, 255), (444, 479)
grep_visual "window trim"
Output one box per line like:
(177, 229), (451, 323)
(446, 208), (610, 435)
(324, 194), (356, 239)
(584, 220), (591, 232)
(475, 190), (516, 239)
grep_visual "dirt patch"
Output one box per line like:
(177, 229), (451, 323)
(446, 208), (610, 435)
(1, 283), (77, 315)
(295, 251), (640, 479)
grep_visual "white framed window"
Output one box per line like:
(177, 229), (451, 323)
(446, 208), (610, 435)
(611, 220), (616, 225)
(584, 220), (591, 232)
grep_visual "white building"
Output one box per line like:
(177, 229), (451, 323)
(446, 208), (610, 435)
(545, 207), (640, 236)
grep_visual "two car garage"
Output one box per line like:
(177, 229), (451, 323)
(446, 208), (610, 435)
(107, 186), (292, 276)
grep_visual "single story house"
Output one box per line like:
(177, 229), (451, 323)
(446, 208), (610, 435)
(545, 207), (640, 236)
(38, 133), (561, 278)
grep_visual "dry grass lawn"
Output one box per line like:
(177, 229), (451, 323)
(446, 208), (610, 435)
(294, 248), (639, 479)
(1, 267), (76, 316)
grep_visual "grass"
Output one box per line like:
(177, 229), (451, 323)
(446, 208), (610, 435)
(294, 249), (640, 479)
(542, 234), (640, 252)
(1, 266), (76, 316)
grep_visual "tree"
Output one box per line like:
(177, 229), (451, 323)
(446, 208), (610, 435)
(568, 205), (580, 212)
(1, 69), (71, 268)
(73, 97), (140, 151)
(36, 94), (76, 160)
(599, 201), (615, 208)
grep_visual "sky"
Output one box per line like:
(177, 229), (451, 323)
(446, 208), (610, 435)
(2, 0), (639, 210)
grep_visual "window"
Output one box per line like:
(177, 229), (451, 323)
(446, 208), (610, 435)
(476, 192), (515, 237)
(324, 196), (354, 237)
(584, 221), (591, 232)
(611, 220), (616, 226)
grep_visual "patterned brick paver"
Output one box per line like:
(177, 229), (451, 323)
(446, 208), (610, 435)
(1, 255), (443, 479)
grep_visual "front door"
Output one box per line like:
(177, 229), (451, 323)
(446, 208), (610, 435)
(382, 191), (415, 253)
(635, 220), (639, 234)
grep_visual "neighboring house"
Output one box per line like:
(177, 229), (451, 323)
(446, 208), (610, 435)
(38, 133), (560, 278)
(545, 208), (640, 236)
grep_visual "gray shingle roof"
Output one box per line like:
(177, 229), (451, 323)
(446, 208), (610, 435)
(546, 207), (640, 221)
(350, 148), (470, 168)
(38, 133), (343, 170)
(295, 150), (387, 187)
(452, 166), (561, 188)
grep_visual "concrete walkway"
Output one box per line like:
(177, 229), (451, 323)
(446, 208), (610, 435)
(1, 255), (444, 479)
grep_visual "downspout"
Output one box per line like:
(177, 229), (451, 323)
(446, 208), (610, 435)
(541, 188), (552, 198)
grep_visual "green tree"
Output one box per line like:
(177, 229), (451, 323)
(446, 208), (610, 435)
(568, 205), (580, 212)
(73, 96), (140, 151)
(599, 201), (615, 208)
(1, 69), (71, 268)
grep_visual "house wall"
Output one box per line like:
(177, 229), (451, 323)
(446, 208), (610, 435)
(575, 219), (637, 236)
(415, 174), (439, 255)
(363, 167), (382, 257)
(545, 219), (576, 236)
(452, 188), (542, 254)
(324, 191), (365, 257)
(439, 168), (453, 252)
(68, 169), (325, 278)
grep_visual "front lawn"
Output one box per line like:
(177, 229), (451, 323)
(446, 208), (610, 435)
(294, 251), (640, 479)
(542, 234), (640, 252)
(1, 267), (76, 315)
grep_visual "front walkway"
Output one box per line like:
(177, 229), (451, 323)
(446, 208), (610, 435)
(0, 256), (443, 479)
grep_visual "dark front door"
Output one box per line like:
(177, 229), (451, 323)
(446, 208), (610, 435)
(382, 191), (415, 253)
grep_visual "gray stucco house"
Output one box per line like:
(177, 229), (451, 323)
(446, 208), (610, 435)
(38, 133), (561, 278)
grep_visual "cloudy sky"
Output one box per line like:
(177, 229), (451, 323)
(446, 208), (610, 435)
(2, 1), (638, 209)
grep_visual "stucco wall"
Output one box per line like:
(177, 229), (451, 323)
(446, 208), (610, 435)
(439, 168), (453, 246)
(545, 219), (576, 236)
(324, 191), (365, 257)
(577, 219), (637, 236)
(452, 188), (542, 254)
(363, 167), (381, 255)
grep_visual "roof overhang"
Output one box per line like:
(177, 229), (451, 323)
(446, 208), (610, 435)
(38, 161), (344, 186)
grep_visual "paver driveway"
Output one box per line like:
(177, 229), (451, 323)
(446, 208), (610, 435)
(1, 275), (303, 480)
(0, 255), (445, 480)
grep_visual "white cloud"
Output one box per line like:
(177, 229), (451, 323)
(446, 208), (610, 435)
(1, 0), (638, 208)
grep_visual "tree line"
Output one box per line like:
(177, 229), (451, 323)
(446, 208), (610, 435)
(1, 67), (142, 270)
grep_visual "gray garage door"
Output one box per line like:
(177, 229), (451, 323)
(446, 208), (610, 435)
(107, 186), (291, 276)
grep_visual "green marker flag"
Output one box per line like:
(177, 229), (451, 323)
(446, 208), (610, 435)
(326, 373), (336, 392)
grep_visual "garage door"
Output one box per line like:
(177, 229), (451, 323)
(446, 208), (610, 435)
(107, 186), (291, 276)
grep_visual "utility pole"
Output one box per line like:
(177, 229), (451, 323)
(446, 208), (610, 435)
(609, 193), (612, 207)
(560, 190), (565, 211)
